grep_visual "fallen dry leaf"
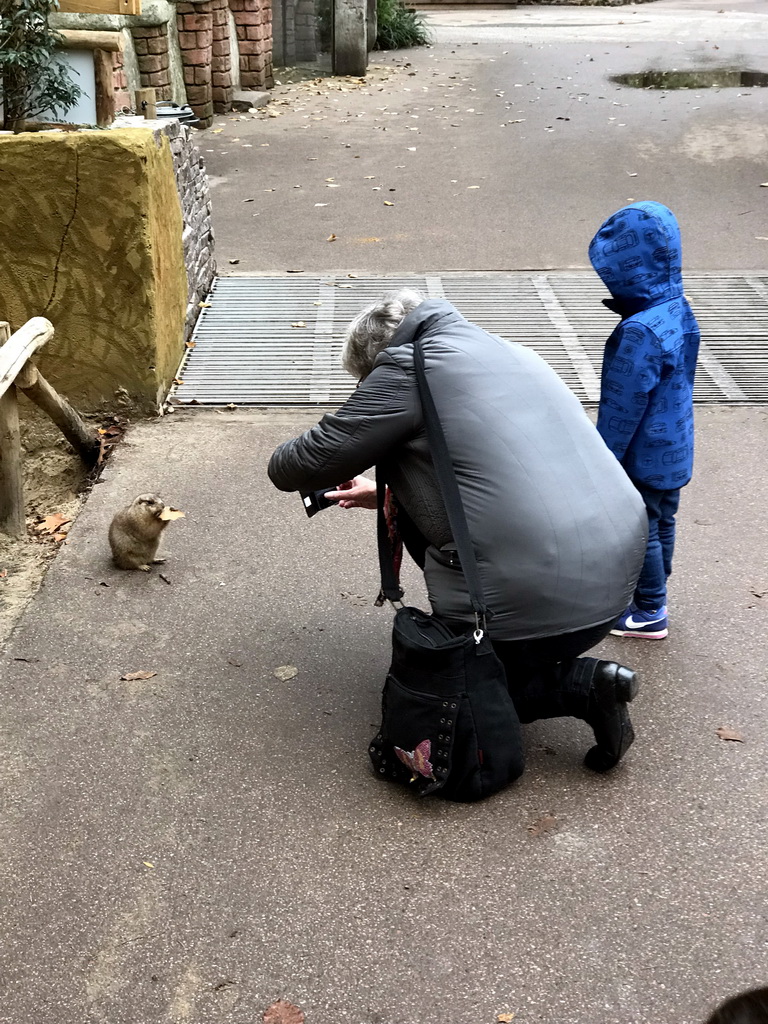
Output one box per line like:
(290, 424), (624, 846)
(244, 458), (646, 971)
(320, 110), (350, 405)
(291, 321), (307, 328)
(327, 233), (337, 242)
(527, 814), (557, 837)
(274, 665), (298, 681)
(143, 861), (154, 868)
(498, 1015), (516, 1023)
(198, 301), (211, 308)
(716, 726), (744, 742)
(383, 200), (395, 206)
(185, 341), (196, 349)
(229, 259), (240, 265)
(159, 507), (185, 522)
(263, 1000), (305, 1024)
(35, 513), (72, 535)
(120, 671), (157, 681)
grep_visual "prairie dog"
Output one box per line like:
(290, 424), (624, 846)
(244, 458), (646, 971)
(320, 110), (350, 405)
(109, 493), (170, 571)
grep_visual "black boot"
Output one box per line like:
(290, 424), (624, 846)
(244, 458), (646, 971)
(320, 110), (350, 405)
(584, 661), (639, 773)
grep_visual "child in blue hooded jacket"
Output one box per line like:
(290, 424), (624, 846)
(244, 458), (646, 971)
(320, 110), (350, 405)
(589, 201), (700, 639)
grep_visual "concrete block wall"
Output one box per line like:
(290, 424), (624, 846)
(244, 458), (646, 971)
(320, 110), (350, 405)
(273, 0), (322, 67)
(294, 0), (319, 61)
(0, 128), (188, 414)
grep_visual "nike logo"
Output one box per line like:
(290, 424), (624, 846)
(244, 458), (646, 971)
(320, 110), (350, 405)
(624, 614), (666, 629)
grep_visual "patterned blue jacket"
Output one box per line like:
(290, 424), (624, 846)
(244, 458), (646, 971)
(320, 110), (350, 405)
(589, 202), (700, 490)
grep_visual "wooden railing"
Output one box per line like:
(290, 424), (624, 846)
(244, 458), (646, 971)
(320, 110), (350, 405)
(0, 319), (101, 539)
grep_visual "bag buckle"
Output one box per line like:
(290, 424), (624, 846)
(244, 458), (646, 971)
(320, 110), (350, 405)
(473, 611), (486, 644)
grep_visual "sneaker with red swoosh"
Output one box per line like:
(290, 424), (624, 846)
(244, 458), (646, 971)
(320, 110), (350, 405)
(610, 605), (668, 639)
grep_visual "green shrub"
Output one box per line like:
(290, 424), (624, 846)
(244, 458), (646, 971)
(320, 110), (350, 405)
(376, 0), (431, 50)
(0, 0), (83, 131)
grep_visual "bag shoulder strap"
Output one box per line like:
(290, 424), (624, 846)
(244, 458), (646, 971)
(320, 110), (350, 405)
(411, 340), (488, 622)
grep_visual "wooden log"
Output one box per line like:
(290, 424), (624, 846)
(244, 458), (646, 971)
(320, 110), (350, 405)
(0, 318), (54, 404)
(57, 29), (125, 52)
(0, 323), (26, 540)
(57, 0), (140, 18)
(93, 49), (116, 128)
(135, 88), (157, 120)
(15, 370), (101, 469)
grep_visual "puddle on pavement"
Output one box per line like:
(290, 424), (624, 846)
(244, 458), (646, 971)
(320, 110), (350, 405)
(612, 69), (768, 89)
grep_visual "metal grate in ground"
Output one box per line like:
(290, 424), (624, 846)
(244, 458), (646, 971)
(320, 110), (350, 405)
(173, 272), (768, 406)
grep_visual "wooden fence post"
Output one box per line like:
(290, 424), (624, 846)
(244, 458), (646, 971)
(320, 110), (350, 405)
(135, 87), (157, 120)
(0, 322), (26, 539)
(15, 363), (101, 469)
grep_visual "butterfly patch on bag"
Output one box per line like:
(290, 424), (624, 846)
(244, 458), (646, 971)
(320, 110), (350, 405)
(394, 739), (436, 782)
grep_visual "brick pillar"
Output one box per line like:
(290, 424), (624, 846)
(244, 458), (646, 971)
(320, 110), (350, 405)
(131, 25), (173, 101)
(177, 1), (215, 128)
(211, 0), (233, 112)
(112, 50), (131, 112)
(230, 0), (273, 91)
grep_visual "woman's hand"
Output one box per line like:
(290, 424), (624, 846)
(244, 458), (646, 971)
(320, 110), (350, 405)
(325, 476), (377, 510)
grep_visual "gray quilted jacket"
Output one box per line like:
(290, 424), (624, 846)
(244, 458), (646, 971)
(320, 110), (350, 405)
(269, 300), (647, 641)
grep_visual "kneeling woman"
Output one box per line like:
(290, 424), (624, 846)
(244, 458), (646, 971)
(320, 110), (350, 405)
(268, 289), (648, 776)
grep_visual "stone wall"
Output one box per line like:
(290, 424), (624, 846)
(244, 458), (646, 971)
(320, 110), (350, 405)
(160, 121), (216, 340)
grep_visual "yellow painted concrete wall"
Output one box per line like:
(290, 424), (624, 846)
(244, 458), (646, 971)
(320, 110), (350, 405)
(0, 128), (187, 415)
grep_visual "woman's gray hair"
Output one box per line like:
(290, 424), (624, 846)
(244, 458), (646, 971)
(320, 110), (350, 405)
(341, 288), (426, 380)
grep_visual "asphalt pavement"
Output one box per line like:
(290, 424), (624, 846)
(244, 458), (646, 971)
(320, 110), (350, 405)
(1, 3), (768, 1023)
(204, 0), (768, 272)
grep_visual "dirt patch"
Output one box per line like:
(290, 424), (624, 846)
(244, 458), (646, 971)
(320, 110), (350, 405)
(0, 413), (126, 648)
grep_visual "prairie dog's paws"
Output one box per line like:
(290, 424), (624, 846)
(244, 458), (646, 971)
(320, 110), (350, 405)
(138, 564), (151, 572)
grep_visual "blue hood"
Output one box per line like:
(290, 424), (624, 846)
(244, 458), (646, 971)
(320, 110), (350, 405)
(589, 202), (684, 315)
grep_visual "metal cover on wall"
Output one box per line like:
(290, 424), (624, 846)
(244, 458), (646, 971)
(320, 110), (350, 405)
(172, 272), (768, 407)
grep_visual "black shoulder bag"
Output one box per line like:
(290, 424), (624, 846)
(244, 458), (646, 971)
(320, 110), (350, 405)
(368, 341), (524, 802)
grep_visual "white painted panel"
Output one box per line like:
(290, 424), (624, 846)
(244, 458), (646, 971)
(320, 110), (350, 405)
(42, 50), (97, 125)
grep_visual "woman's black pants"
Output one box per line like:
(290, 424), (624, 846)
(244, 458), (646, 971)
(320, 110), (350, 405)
(491, 618), (615, 728)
